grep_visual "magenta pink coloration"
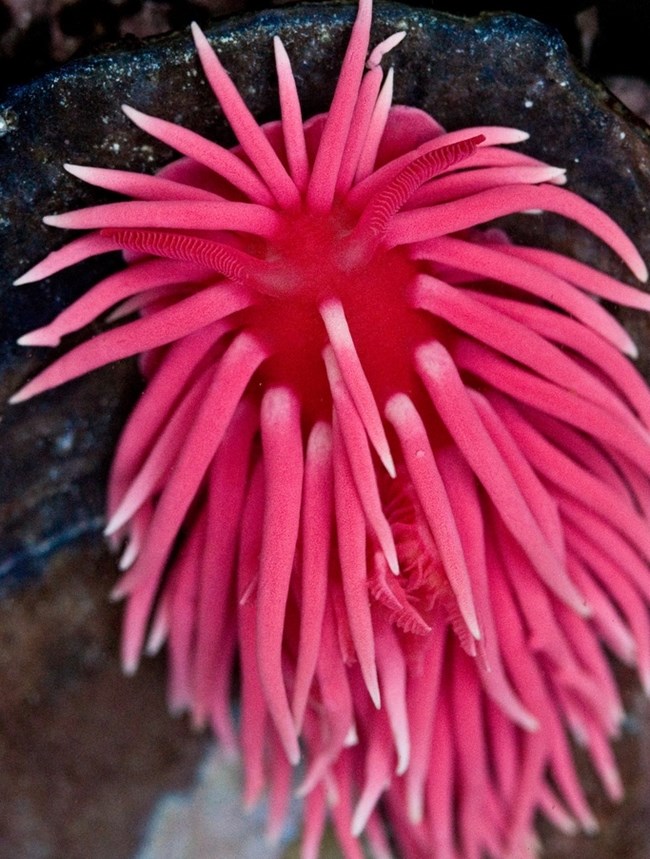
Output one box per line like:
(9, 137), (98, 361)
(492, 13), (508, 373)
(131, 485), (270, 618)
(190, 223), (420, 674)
(13, 0), (650, 855)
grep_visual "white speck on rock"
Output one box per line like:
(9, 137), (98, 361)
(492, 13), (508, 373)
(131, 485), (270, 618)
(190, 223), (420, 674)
(55, 429), (75, 453)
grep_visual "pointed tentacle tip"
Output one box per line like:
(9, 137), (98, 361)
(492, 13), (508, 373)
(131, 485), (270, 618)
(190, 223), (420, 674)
(351, 782), (390, 837)
(344, 724), (358, 747)
(368, 672), (382, 710)
(13, 269), (41, 286)
(634, 256), (649, 283)
(190, 711), (208, 732)
(395, 745), (411, 777)
(557, 818), (580, 837)
(190, 20), (208, 49)
(575, 596), (593, 619)
(103, 517), (121, 538)
(604, 766), (624, 803)
(167, 699), (188, 718)
(546, 166), (567, 182)
(287, 740), (301, 767)
(42, 214), (64, 227)
(8, 383), (34, 405)
(350, 814), (367, 839)
(581, 814), (600, 836)
(109, 584), (127, 602)
(264, 822), (285, 848)
(145, 629), (166, 657)
(466, 610), (482, 642)
(273, 715), (302, 767)
(63, 163), (86, 179)
(294, 773), (313, 800)
(407, 792), (423, 825)
(511, 702), (540, 732)
(118, 552), (136, 572)
(611, 705), (626, 731)
(386, 547), (399, 575)
(366, 30), (407, 69)
(121, 656), (139, 677)
(381, 447), (397, 479)
(121, 103), (145, 126)
(16, 330), (59, 348)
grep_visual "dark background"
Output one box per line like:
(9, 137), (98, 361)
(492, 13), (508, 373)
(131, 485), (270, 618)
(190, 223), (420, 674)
(1, 0), (649, 91)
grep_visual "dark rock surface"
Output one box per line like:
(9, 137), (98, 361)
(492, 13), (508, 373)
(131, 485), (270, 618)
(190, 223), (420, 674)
(0, 539), (209, 859)
(0, 4), (649, 857)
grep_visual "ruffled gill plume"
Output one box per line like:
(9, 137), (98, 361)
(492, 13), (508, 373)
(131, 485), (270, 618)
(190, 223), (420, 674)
(11, 0), (650, 856)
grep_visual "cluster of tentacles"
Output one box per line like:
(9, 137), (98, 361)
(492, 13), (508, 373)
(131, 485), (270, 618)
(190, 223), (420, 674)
(13, 1), (650, 857)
